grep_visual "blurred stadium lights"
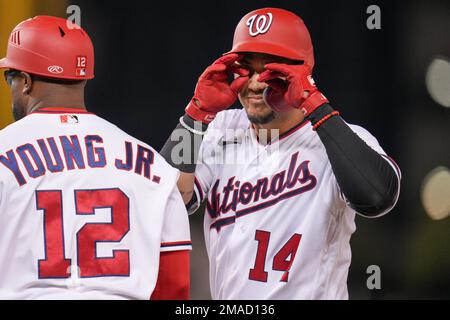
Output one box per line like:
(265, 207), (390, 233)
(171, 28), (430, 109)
(421, 55), (449, 220)
(421, 166), (450, 220)
(425, 57), (450, 108)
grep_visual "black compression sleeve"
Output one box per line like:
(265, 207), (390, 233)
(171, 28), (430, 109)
(160, 114), (208, 173)
(308, 104), (399, 216)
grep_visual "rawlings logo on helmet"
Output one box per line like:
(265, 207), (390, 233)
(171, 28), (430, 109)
(47, 65), (64, 74)
(246, 13), (273, 37)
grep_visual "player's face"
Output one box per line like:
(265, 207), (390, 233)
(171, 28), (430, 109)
(237, 53), (296, 125)
(4, 70), (29, 121)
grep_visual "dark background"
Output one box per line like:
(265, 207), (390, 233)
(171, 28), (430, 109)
(68, 0), (449, 299)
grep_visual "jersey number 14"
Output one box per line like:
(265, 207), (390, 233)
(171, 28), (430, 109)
(249, 230), (302, 282)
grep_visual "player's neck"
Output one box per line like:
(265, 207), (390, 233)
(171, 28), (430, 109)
(26, 94), (86, 115)
(25, 81), (87, 115)
(27, 100), (86, 115)
(252, 110), (306, 142)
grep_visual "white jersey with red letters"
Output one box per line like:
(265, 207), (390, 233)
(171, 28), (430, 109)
(189, 109), (400, 300)
(0, 107), (191, 299)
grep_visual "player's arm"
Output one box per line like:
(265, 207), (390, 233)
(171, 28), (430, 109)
(177, 172), (196, 205)
(150, 183), (192, 299)
(160, 54), (248, 205)
(259, 64), (400, 217)
(151, 250), (190, 300)
(308, 103), (400, 217)
(160, 113), (206, 205)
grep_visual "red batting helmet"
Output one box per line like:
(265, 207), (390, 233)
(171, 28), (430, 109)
(226, 8), (315, 69)
(0, 15), (94, 80)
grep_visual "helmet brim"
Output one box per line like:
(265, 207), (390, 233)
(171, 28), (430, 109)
(224, 42), (306, 63)
(0, 58), (94, 80)
(0, 58), (9, 69)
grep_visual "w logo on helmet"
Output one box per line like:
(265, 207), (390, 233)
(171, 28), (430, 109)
(246, 13), (273, 37)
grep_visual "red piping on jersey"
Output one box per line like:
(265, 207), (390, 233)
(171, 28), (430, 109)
(160, 241), (192, 248)
(277, 119), (310, 141)
(194, 177), (204, 202)
(30, 107), (94, 114)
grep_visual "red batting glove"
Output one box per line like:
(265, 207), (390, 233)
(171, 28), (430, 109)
(185, 54), (249, 124)
(258, 63), (329, 117)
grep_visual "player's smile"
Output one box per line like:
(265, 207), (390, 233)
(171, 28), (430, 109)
(238, 75), (273, 124)
(238, 53), (271, 110)
(247, 94), (264, 103)
(237, 52), (298, 124)
(242, 90), (268, 108)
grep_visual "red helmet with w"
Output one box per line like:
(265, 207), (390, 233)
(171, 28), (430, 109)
(226, 8), (315, 70)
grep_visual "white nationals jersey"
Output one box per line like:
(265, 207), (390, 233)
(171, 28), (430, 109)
(189, 109), (401, 300)
(0, 108), (191, 299)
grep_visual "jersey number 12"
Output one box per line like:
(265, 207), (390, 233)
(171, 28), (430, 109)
(36, 188), (130, 279)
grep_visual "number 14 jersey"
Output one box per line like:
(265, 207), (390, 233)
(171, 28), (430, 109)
(190, 109), (400, 300)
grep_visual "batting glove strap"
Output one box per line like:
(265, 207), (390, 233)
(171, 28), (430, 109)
(299, 91), (330, 117)
(185, 98), (218, 124)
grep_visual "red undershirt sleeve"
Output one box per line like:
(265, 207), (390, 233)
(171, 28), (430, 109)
(150, 250), (190, 300)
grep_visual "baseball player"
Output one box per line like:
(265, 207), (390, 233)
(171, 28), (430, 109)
(0, 16), (191, 299)
(161, 8), (401, 299)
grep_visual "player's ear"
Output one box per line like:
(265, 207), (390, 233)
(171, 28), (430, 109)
(21, 72), (33, 95)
